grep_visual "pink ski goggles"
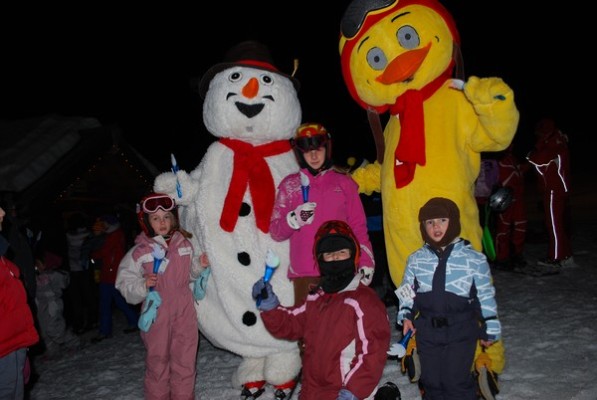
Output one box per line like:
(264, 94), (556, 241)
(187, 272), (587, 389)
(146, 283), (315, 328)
(141, 194), (176, 213)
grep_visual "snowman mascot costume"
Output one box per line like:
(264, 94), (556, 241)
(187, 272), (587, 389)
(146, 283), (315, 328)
(154, 41), (302, 399)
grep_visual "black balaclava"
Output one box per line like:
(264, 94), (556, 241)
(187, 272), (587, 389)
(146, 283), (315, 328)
(317, 234), (356, 293)
(418, 197), (461, 251)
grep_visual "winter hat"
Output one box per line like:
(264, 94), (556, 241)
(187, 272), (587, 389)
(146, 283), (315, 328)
(317, 235), (354, 256)
(314, 220), (360, 293)
(136, 192), (179, 237)
(418, 197), (461, 248)
(198, 40), (300, 98)
(292, 122), (333, 175)
(314, 220), (359, 265)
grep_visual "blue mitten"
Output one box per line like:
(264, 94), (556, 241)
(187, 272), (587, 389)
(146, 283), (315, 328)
(193, 267), (211, 300)
(251, 278), (279, 311)
(337, 388), (358, 400)
(138, 291), (162, 333)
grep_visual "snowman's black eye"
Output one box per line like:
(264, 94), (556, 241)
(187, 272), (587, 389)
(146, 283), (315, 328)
(260, 74), (273, 86)
(228, 71), (243, 82)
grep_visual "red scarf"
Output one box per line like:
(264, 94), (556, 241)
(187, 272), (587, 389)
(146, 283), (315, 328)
(388, 69), (451, 188)
(219, 138), (291, 233)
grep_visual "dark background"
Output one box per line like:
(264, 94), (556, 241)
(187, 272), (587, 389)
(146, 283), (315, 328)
(1, 2), (590, 175)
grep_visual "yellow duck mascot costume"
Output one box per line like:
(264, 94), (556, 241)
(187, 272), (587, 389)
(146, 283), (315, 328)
(338, 0), (519, 394)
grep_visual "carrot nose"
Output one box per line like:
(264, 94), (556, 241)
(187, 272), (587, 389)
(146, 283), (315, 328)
(242, 77), (259, 99)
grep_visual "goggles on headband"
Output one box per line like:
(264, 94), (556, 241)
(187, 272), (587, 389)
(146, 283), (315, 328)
(141, 194), (176, 214)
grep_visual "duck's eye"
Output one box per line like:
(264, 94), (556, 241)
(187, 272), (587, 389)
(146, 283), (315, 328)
(228, 71), (243, 82)
(366, 47), (388, 71)
(397, 25), (420, 50)
(260, 74), (273, 86)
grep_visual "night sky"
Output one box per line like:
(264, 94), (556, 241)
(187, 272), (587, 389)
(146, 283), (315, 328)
(1, 2), (589, 175)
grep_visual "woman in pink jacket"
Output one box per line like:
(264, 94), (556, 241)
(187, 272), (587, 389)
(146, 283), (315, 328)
(269, 122), (375, 306)
(116, 193), (207, 400)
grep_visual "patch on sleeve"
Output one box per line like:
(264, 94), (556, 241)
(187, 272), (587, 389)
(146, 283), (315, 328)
(396, 283), (416, 304)
(178, 246), (192, 256)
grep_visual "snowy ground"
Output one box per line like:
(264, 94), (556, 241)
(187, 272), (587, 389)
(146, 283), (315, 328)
(27, 180), (597, 400)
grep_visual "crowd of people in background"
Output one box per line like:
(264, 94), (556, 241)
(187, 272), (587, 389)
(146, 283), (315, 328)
(0, 197), (147, 398)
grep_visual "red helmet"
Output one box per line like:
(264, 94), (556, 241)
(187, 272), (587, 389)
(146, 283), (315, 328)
(136, 193), (178, 236)
(291, 122), (333, 173)
(313, 220), (361, 269)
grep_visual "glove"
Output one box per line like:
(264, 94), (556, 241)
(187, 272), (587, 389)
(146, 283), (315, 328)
(193, 267), (210, 301)
(286, 202), (316, 229)
(400, 335), (420, 383)
(337, 388), (358, 400)
(475, 351), (499, 400)
(358, 266), (374, 286)
(138, 291), (162, 333)
(463, 76), (513, 105)
(251, 278), (280, 311)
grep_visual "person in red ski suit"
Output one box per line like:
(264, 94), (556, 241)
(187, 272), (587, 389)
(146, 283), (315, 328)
(493, 146), (528, 271)
(0, 205), (39, 400)
(527, 118), (573, 274)
(252, 220), (390, 400)
(116, 193), (207, 400)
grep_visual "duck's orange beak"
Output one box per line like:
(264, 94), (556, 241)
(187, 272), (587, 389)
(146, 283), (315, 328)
(375, 42), (431, 85)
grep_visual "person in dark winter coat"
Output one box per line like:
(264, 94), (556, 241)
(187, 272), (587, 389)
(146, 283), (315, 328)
(0, 206), (39, 399)
(396, 197), (501, 400)
(65, 212), (98, 334)
(253, 220), (390, 400)
(90, 214), (138, 342)
(527, 117), (574, 274)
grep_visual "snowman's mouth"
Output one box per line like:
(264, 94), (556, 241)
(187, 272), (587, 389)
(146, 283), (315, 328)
(236, 102), (265, 119)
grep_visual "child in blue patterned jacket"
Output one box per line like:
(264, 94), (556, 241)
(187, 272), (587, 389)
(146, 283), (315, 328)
(396, 197), (501, 400)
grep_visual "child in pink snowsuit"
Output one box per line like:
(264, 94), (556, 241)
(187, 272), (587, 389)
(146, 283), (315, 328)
(116, 193), (207, 400)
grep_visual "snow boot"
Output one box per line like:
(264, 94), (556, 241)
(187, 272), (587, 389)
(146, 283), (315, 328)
(240, 380), (266, 399)
(274, 376), (299, 399)
(374, 381), (401, 400)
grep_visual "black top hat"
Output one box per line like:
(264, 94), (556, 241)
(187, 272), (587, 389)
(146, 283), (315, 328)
(198, 40), (300, 98)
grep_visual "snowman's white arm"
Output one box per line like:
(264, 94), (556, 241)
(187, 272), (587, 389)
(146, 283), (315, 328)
(154, 170), (199, 206)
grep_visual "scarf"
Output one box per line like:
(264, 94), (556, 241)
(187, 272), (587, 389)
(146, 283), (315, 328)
(388, 69), (452, 188)
(220, 138), (292, 233)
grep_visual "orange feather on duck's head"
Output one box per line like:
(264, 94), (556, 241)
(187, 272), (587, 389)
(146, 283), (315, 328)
(339, 0), (460, 114)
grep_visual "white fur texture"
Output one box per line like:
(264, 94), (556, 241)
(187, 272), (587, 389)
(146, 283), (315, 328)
(155, 64), (302, 387)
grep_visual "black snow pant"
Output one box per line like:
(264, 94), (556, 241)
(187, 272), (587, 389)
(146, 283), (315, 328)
(415, 312), (478, 400)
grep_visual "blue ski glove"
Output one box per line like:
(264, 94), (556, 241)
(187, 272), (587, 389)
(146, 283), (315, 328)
(337, 388), (358, 400)
(193, 267), (211, 300)
(138, 291), (162, 332)
(251, 278), (280, 311)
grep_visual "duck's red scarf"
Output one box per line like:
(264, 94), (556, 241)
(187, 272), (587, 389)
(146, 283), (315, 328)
(219, 138), (291, 233)
(388, 69), (451, 188)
